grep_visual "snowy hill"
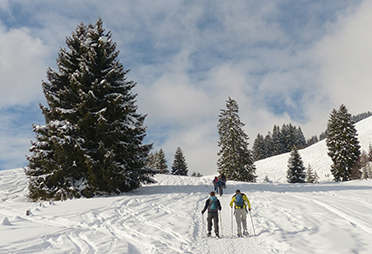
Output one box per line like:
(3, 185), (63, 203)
(256, 116), (372, 183)
(1, 117), (372, 253)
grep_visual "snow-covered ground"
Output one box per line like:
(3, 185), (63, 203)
(1, 117), (372, 253)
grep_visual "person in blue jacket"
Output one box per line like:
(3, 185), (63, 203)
(201, 191), (222, 237)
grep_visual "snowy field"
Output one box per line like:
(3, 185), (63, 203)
(1, 170), (372, 253)
(1, 117), (372, 253)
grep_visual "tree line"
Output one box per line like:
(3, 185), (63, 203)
(145, 147), (200, 177)
(23, 19), (372, 201)
(286, 104), (372, 183)
(252, 124), (306, 161)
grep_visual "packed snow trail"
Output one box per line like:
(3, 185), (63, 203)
(2, 169), (372, 253)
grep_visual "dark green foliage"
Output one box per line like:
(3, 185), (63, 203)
(287, 146), (306, 183)
(26, 19), (155, 200)
(217, 97), (256, 182)
(306, 135), (319, 146)
(326, 104), (361, 182)
(147, 149), (169, 174)
(171, 147), (188, 176)
(252, 123), (307, 161)
(252, 134), (266, 161)
(305, 164), (319, 183)
(191, 172), (203, 177)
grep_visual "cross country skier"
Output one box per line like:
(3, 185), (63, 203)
(217, 177), (224, 196)
(229, 189), (251, 237)
(212, 177), (219, 193)
(201, 191), (222, 238)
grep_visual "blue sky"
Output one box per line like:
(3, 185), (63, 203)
(1, 0), (371, 175)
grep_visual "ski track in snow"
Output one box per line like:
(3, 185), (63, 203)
(2, 169), (372, 253)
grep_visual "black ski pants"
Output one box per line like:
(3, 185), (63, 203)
(207, 212), (219, 234)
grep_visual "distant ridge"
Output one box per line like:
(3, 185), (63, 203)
(255, 116), (372, 183)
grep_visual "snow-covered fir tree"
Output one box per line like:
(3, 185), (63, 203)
(287, 146), (306, 183)
(357, 151), (371, 179)
(263, 132), (274, 158)
(368, 144), (372, 162)
(171, 147), (188, 176)
(217, 97), (257, 182)
(156, 149), (169, 174)
(253, 123), (307, 161)
(146, 149), (168, 173)
(272, 125), (284, 156)
(252, 134), (266, 161)
(305, 164), (319, 183)
(146, 152), (157, 169)
(326, 104), (361, 182)
(26, 19), (155, 200)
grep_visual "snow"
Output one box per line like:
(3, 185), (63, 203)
(1, 117), (372, 253)
(255, 116), (372, 183)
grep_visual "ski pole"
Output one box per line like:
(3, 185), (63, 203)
(202, 213), (205, 233)
(249, 210), (256, 236)
(231, 207), (233, 236)
(219, 212), (223, 236)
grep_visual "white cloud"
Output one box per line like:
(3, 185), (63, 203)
(0, 25), (47, 108)
(0, 0), (367, 175)
(315, 0), (372, 115)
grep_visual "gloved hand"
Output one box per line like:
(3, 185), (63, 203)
(248, 208), (251, 211)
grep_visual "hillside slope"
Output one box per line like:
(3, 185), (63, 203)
(255, 116), (372, 183)
(1, 169), (372, 253)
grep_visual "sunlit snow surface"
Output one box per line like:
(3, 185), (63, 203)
(1, 117), (372, 253)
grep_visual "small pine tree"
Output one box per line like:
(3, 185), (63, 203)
(171, 147), (188, 176)
(146, 149), (168, 174)
(263, 175), (271, 183)
(287, 146), (306, 183)
(146, 152), (157, 169)
(156, 149), (169, 174)
(368, 144), (372, 162)
(305, 164), (319, 183)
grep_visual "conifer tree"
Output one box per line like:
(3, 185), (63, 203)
(368, 144), (372, 162)
(156, 149), (169, 174)
(252, 134), (266, 161)
(171, 147), (188, 176)
(26, 19), (155, 200)
(146, 152), (157, 169)
(272, 125), (284, 156)
(326, 104), (361, 182)
(217, 97), (257, 182)
(287, 146), (306, 183)
(305, 164), (319, 183)
(264, 132), (274, 158)
(296, 127), (307, 149)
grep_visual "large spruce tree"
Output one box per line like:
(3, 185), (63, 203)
(26, 19), (155, 200)
(326, 104), (361, 181)
(217, 97), (256, 182)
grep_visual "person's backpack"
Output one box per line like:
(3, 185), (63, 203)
(209, 196), (218, 212)
(235, 193), (245, 208)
